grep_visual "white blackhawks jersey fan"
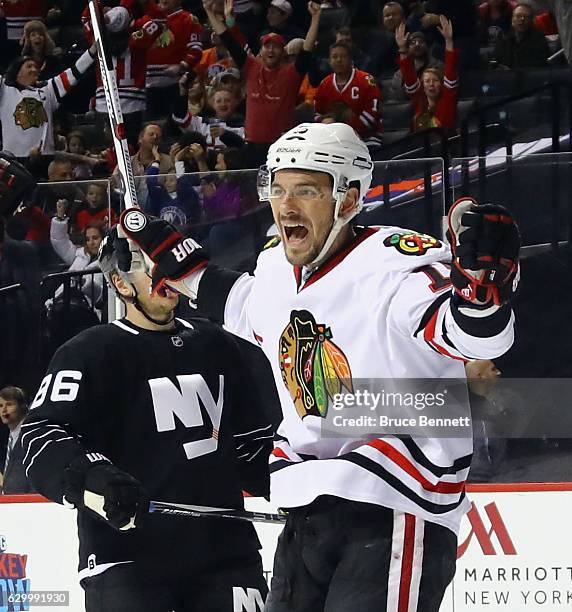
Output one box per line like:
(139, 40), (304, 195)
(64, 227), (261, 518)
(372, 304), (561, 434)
(121, 122), (517, 537)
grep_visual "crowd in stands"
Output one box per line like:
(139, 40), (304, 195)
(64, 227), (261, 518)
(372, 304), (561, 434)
(0, 0), (570, 374)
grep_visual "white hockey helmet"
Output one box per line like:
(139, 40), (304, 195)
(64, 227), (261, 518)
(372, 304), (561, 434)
(258, 123), (374, 266)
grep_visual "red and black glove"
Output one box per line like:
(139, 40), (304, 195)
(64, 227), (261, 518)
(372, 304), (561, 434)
(447, 198), (520, 306)
(119, 209), (209, 294)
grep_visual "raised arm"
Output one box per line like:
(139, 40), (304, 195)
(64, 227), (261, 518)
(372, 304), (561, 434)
(202, 0), (248, 70)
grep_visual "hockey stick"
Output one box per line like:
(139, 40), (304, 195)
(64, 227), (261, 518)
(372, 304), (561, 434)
(88, 0), (139, 211)
(149, 500), (287, 524)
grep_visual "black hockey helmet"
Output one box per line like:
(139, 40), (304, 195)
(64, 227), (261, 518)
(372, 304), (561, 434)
(0, 152), (37, 217)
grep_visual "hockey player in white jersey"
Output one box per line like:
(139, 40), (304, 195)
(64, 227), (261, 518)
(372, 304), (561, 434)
(119, 122), (520, 611)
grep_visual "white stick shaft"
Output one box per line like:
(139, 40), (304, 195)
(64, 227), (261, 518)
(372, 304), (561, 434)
(88, 0), (139, 211)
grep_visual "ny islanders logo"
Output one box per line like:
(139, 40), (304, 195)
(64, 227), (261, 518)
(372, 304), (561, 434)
(383, 232), (442, 256)
(279, 310), (353, 419)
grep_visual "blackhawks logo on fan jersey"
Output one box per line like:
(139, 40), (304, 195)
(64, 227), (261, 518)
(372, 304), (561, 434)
(14, 97), (48, 130)
(279, 310), (353, 419)
(383, 232), (442, 256)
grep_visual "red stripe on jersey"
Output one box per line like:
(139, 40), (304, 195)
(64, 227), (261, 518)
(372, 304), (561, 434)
(423, 309), (468, 363)
(398, 514), (416, 612)
(301, 228), (378, 291)
(368, 439), (465, 494)
(60, 71), (72, 92)
(272, 447), (290, 460)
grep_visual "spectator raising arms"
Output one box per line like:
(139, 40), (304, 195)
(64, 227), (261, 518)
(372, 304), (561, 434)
(144, 0), (204, 119)
(49, 206), (105, 309)
(396, 17), (460, 133)
(315, 43), (383, 150)
(83, 6), (163, 146)
(202, 0), (322, 167)
(0, 44), (96, 159)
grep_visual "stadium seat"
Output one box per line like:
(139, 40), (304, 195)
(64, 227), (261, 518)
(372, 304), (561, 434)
(383, 102), (414, 131)
(459, 70), (518, 100)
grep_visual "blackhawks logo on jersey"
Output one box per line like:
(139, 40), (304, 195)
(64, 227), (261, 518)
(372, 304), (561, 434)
(383, 232), (442, 256)
(14, 98), (48, 130)
(155, 29), (175, 48)
(279, 310), (353, 419)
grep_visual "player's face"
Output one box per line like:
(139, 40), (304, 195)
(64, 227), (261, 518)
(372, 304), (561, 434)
(269, 170), (337, 266)
(261, 41), (284, 69)
(130, 271), (180, 318)
(383, 5), (404, 32)
(329, 47), (352, 76)
(422, 71), (442, 100)
(0, 398), (22, 427)
(85, 228), (103, 257)
(17, 60), (39, 87)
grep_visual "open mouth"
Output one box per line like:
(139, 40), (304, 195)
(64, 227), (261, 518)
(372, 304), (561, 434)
(284, 224), (309, 245)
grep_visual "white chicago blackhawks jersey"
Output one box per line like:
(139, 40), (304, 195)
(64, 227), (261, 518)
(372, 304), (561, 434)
(0, 51), (94, 157)
(201, 227), (515, 534)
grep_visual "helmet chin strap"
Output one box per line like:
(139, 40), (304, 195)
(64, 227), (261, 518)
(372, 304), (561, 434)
(122, 278), (175, 327)
(307, 194), (357, 270)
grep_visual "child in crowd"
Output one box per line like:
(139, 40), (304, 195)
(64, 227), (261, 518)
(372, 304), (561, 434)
(74, 183), (116, 232)
(173, 73), (245, 150)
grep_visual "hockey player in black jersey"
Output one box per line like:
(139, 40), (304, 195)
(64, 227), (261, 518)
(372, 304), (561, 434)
(20, 229), (271, 612)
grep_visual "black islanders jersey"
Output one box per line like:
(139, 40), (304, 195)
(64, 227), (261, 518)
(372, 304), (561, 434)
(21, 318), (273, 576)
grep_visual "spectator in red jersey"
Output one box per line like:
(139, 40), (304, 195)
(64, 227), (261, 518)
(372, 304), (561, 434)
(202, 0), (322, 168)
(478, 0), (517, 45)
(389, 30), (442, 102)
(493, 3), (550, 68)
(0, 0), (47, 69)
(315, 42), (383, 150)
(144, 0), (204, 119)
(396, 17), (460, 133)
(74, 183), (117, 233)
(20, 20), (64, 80)
(83, 5), (163, 146)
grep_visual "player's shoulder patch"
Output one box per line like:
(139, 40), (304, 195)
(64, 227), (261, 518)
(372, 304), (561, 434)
(383, 231), (442, 256)
(263, 235), (281, 250)
(364, 74), (377, 87)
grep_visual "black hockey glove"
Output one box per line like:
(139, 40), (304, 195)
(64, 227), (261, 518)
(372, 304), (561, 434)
(447, 198), (520, 307)
(63, 454), (149, 531)
(119, 209), (209, 294)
